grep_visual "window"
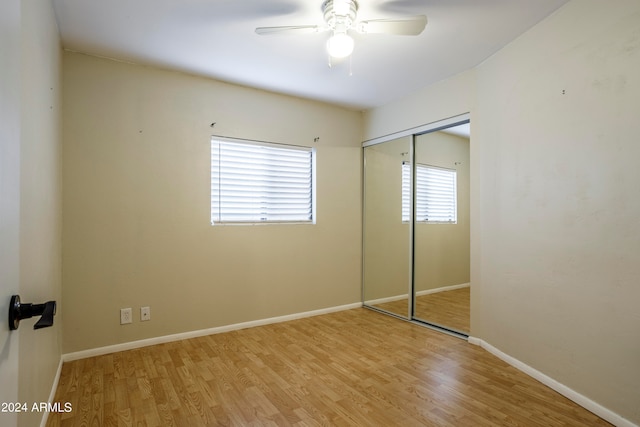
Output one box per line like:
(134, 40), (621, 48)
(402, 162), (457, 223)
(211, 138), (315, 224)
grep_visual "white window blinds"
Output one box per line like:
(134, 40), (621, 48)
(402, 162), (457, 223)
(211, 138), (314, 224)
(401, 162), (412, 222)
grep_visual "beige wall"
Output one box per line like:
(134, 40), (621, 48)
(363, 0), (640, 424)
(0, 1), (62, 427)
(414, 131), (470, 292)
(363, 70), (476, 142)
(474, 1), (640, 423)
(62, 52), (363, 353)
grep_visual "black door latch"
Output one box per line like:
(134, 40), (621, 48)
(8, 295), (57, 330)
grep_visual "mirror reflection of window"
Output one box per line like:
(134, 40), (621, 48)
(402, 162), (457, 223)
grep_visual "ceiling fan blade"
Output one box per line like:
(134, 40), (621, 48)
(356, 15), (427, 36)
(255, 25), (323, 36)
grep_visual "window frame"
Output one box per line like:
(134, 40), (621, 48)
(210, 136), (316, 225)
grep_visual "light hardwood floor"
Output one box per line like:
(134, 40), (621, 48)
(47, 308), (610, 426)
(372, 287), (470, 333)
(415, 287), (470, 333)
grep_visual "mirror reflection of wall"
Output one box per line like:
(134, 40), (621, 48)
(413, 125), (470, 333)
(363, 137), (411, 319)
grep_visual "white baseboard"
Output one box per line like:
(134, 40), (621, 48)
(416, 282), (470, 297)
(63, 302), (362, 362)
(364, 293), (408, 306)
(365, 283), (470, 306)
(40, 356), (64, 427)
(467, 336), (637, 427)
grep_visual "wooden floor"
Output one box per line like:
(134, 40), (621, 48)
(415, 287), (470, 333)
(48, 308), (611, 426)
(372, 287), (470, 334)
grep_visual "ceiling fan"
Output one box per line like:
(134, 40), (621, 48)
(255, 0), (427, 60)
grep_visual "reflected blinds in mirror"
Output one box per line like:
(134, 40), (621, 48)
(402, 162), (457, 223)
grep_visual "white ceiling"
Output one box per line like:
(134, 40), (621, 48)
(52, 0), (568, 110)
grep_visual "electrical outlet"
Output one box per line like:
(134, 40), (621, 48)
(120, 308), (132, 324)
(140, 306), (150, 321)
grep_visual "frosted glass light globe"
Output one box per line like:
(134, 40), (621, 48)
(327, 33), (354, 58)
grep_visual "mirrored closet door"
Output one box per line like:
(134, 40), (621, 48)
(362, 117), (470, 336)
(412, 124), (470, 334)
(362, 136), (411, 319)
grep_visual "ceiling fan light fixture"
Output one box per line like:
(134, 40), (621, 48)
(327, 32), (354, 58)
(256, 0), (425, 64)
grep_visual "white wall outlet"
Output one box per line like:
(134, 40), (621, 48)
(120, 308), (132, 324)
(140, 306), (150, 321)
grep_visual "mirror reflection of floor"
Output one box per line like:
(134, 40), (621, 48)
(371, 287), (470, 334)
